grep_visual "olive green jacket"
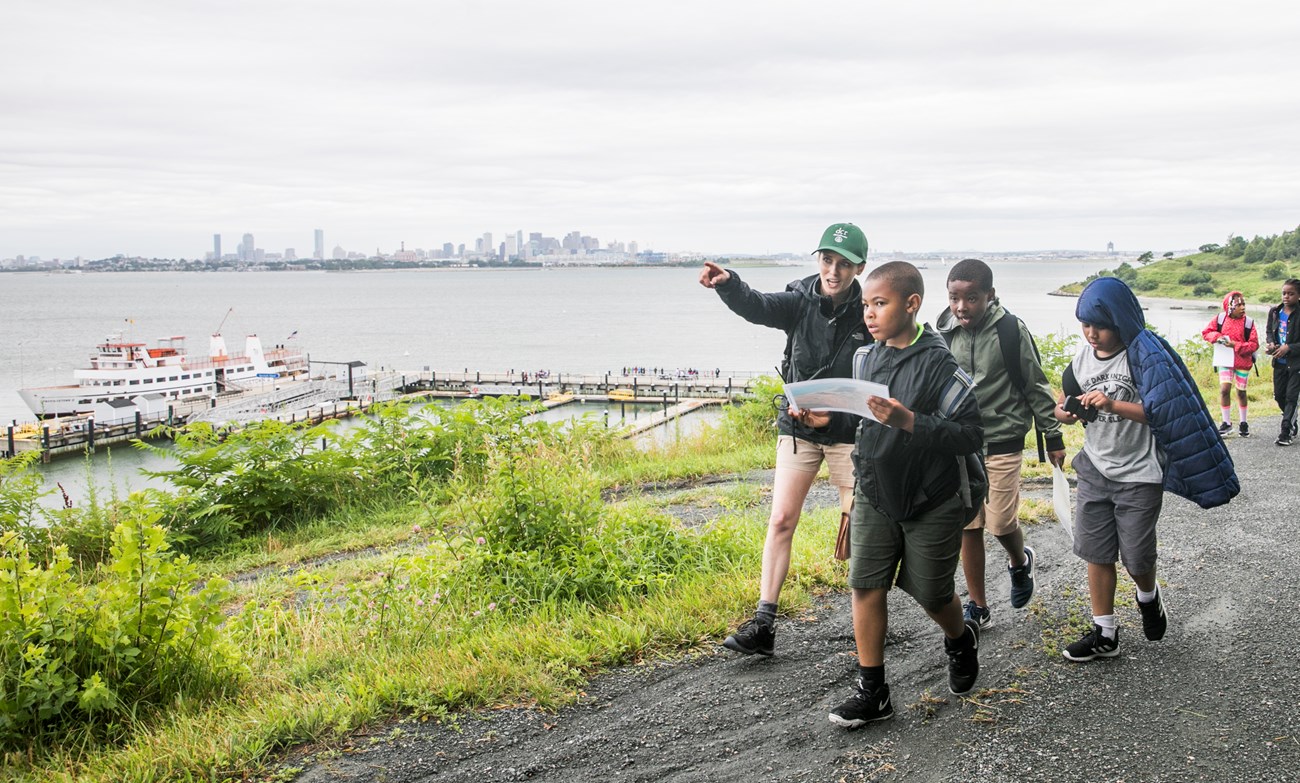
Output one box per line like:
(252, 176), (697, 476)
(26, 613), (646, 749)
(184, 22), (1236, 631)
(935, 303), (1065, 456)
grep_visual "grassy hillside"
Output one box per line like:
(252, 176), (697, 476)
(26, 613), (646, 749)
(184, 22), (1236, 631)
(1057, 225), (1300, 303)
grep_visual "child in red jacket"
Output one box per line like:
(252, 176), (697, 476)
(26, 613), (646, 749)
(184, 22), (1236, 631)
(1202, 291), (1260, 437)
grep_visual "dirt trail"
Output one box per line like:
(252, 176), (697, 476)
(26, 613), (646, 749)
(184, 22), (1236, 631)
(286, 419), (1300, 783)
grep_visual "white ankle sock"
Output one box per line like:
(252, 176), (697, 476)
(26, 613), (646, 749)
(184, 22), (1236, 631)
(1136, 586), (1158, 603)
(1093, 614), (1117, 639)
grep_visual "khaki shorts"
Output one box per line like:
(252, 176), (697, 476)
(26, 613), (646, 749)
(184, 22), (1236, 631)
(776, 436), (856, 488)
(965, 451), (1023, 536)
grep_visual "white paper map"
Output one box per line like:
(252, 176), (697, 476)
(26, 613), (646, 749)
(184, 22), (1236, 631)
(783, 378), (891, 423)
(1212, 342), (1235, 368)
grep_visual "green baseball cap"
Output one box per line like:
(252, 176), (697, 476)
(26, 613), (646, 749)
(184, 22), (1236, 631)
(812, 223), (868, 266)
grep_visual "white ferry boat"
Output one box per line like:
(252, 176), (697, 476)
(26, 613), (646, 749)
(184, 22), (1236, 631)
(18, 332), (308, 419)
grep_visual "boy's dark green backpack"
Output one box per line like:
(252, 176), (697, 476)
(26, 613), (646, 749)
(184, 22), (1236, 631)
(940, 308), (1048, 462)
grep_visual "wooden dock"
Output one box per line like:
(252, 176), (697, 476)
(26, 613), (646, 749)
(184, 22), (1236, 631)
(4, 370), (769, 461)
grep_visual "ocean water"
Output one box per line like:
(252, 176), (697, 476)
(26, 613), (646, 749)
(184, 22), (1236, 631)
(0, 262), (1219, 427)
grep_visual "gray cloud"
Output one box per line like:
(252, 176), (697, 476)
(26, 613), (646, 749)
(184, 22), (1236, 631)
(3, 1), (1299, 257)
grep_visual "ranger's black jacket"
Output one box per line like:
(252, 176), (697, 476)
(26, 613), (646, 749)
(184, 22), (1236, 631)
(853, 327), (984, 523)
(714, 270), (870, 445)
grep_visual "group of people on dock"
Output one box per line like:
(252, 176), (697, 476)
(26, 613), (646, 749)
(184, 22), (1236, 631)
(700, 223), (1271, 728)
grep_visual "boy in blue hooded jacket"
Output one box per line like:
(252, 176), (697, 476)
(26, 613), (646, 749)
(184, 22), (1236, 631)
(1054, 278), (1238, 661)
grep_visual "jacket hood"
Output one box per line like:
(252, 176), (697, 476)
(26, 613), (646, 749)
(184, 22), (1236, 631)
(1076, 277), (1146, 346)
(1221, 290), (1244, 314)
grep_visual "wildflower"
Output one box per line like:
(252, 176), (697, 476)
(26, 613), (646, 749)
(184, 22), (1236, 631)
(396, 583), (407, 591)
(488, 602), (497, 611)
(510, 597), (518, 605)
(383, 603), (390, 610)
(473, 610), (481, 617)
(412, 524), (423, 534)
(476, 536), (486, 545)
(367, 601), (375, 609)
(415, 599), (425, 607)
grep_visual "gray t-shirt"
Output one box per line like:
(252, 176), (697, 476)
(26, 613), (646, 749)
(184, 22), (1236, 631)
(1071, 345), (1163, 484)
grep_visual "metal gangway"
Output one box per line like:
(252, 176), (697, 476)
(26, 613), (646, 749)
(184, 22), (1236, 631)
(186, 371), (408, 426)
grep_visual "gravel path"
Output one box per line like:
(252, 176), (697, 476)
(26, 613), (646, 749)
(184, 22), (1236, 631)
(286, 417), (1300, 783)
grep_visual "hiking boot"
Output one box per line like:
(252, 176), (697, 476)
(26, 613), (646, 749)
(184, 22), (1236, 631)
(1239, 421), (1251, 438)
(1062, 624), (1120, 661)
(723, 617), (775, 656)
(1278, 433), (1294, 447)
(828, 678), (893, 728)
(1008, 545), (1036, 609)
(944, 620), (980, 695)
(1137, 587), (1168, 641)
(1217, 421), (1232, 436)
(963, 600), (992, 630)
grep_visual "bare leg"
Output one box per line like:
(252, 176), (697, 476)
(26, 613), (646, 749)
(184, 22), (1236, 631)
(1236, 387), (1249, 415)
(960, 529), (987, 607)
(758, 467), (818, 604)
(1218, 382), (1231, 411)
(1130, 566), (1157, 593)
(1087, 561), (1118, 616)
(994, 527), (1027, 568)
(851, 587), (888, 666)
(923, 593), (968, 639)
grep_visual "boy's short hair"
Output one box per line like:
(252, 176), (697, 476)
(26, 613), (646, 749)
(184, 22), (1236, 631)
(946, 258), (994, 292)
(1284, 278), (1300, 289)
(867, 261), (924, 301)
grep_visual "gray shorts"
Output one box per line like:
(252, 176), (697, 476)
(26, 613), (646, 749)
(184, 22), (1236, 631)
(1072, 450), (1163, 575)
(848, 488), (964, 612)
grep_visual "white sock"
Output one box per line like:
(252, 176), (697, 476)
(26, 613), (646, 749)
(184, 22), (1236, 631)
(1093, 614), (1117, 640)
(1136, 586), (1159, 603)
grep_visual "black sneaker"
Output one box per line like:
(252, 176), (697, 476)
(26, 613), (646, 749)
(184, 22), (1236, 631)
(944, 620), (980, 695)
(1137, 587), (1168, 641)
(1217, 421), (1232, 436)
(723, 617), (774, 656)
(1277, 433), (1293, 447)
(1062, 624), (1120, 661)
(1008, 545), (1036, 609)
(1240, 421), (1251, 438)
(828, 678), (894, 728)
(963, 600), (992, 630)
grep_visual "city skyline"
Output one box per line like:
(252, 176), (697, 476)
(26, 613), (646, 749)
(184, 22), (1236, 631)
(4, 3), (1300, 259)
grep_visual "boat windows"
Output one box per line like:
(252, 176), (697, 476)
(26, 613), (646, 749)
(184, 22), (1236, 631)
(169, 376), (178, 381)
(129, 380), (139, 385)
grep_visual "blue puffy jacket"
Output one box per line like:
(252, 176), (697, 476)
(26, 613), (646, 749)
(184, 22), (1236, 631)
(1075, 277), (1239, 508)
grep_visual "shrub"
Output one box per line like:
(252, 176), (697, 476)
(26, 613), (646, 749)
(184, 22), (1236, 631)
(457, 430), (739, 607)
(721, 375), (783, 441)
(1193, 283), (1216, 297)
(1178, 270), (1212, 286)
(1035, 331), (1081, 385)
(143, 419), (365, 544)
(1133, 278), (1159, 291)
(0, 514), (239, 748)
(1264, 262), (1289, 280)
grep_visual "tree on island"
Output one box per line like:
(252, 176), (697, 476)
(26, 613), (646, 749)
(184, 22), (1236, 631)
(1136, 251), (1154, 265)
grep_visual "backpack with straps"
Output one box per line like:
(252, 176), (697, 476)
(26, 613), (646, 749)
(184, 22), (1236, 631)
(1215, 312), (1259, 374)
(940, 309), (1048, 462)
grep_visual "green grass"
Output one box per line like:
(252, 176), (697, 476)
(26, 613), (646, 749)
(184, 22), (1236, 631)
(1056, 250), (1297, 306)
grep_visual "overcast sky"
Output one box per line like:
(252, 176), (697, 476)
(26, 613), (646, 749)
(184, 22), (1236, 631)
(4, 1), (1299, 259)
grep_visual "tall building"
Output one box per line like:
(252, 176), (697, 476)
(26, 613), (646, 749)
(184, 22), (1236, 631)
(482, 232), (493, 257)
(505, 233), (518, 259)
(442, 242), (454, 257)
(314, 229), (324, 260)
(241, 233), (255, 262)
(213, 234), (221, 261)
